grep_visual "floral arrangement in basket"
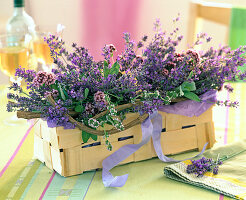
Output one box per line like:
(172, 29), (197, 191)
(7, 17), (246, 150)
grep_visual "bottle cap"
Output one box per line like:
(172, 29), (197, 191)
(14, 0), (24, 7)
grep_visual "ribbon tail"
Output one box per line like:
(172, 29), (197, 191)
(102, 170), (128, 187)
(102, 116), (153, 187)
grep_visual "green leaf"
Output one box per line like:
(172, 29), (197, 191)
(109, 62), (120, 75)
(181, 81), (196, 92)
(177, 86), (184, 96)
(58, 83), (66, 100)
(84, 88), (89, 99)
(82, 131), (97, 143)
(183, 91), (201, 102)
(75, 105), (84, 112)
(103, 61), (110, 78)
(62, 88), (69, 99)
(31, 110), (42, 113)
(187, 71), (194, 79)
(90, 134), (97, 141)
(50, 84), (57, 90)
(82, 131), (91, 143)
(104, 60), (108, 67)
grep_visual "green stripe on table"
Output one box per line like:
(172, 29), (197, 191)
(40, 173), (66, 200)
(20, 163), (44, 199)
(0, 128), (34, 200)
(24, 165), (54, 199)
(55, 175), (78, 200)
(68, 171), (96, 200)
(8, 160), (41, 200)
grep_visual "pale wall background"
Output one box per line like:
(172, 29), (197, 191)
(0, 0), (245, 84)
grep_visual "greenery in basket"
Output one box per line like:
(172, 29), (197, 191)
(7, 17), (246, 150)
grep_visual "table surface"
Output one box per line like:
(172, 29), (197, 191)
(0, 83), (245, 200)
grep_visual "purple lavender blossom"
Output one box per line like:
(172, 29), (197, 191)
(15, 67), (36, 82)
(213, 166), (219, 175)
(224, 84), (234, 93)
(142, 35), (148, 42)
(44, 89), (59, 98)
(186, 157), (222, 177)
(137, 41), (144, 48)
(6, 18), (246, 133)
(9, 82), (22, 92)
(102, 44), (116, 62)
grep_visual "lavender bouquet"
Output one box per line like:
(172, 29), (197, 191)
(117, 17), (246, 108)
(7, 18), (246, 150)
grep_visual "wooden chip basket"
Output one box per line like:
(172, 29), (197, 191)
(32, 108), (215, 177)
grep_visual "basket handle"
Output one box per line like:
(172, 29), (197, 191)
(46, 95), (149, 136)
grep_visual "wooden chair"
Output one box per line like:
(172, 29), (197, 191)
(187, 0), (232, 45)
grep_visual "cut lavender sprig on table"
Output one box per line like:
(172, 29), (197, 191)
(186, 156), (223, 177)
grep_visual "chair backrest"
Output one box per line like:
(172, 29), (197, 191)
(187, 0), (231, 46)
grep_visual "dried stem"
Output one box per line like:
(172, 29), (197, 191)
(45, 95), (148, 136)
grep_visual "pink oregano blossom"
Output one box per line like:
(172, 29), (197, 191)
(33, 71), (56, 87)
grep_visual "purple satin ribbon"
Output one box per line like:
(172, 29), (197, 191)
(102, 114), (153, 187)
(102, 90), (217, 187)
(159, 90), (217, 117)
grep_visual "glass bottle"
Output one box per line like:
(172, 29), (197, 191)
(6, 0), (36, 40)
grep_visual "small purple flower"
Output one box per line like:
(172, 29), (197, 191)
(174, 53), (185, 62)
(108, 44), (116, 53)
(44, 89), (59, 98)
(166, 61), (176, 68)
(94, 91), (107, 104)
(136, 55), (143, 62)
(186, 157), (222, 177)
(7, 93), (17, 100)
(85, 102), (95, 116)
(123, 32), (130, 43)
(102, 44), (116, 61)
(186, 49), (201, 64)
(33, 71), (48, 87)
(69, 89), (77, 99)
(162, 68), (169, 76)
(94, 91), (107, 111)
(51, 89), (59, 98)
(142, 35), (148, 42)
(206, 36), (212, 42)
(213, 166), (219, 175)
(46, 73), (56, 85)
(9, 82), (22, 92)
(224, 84), (234, 93)
(137, 41), (144, 48)
(33, 71), (56, 87)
